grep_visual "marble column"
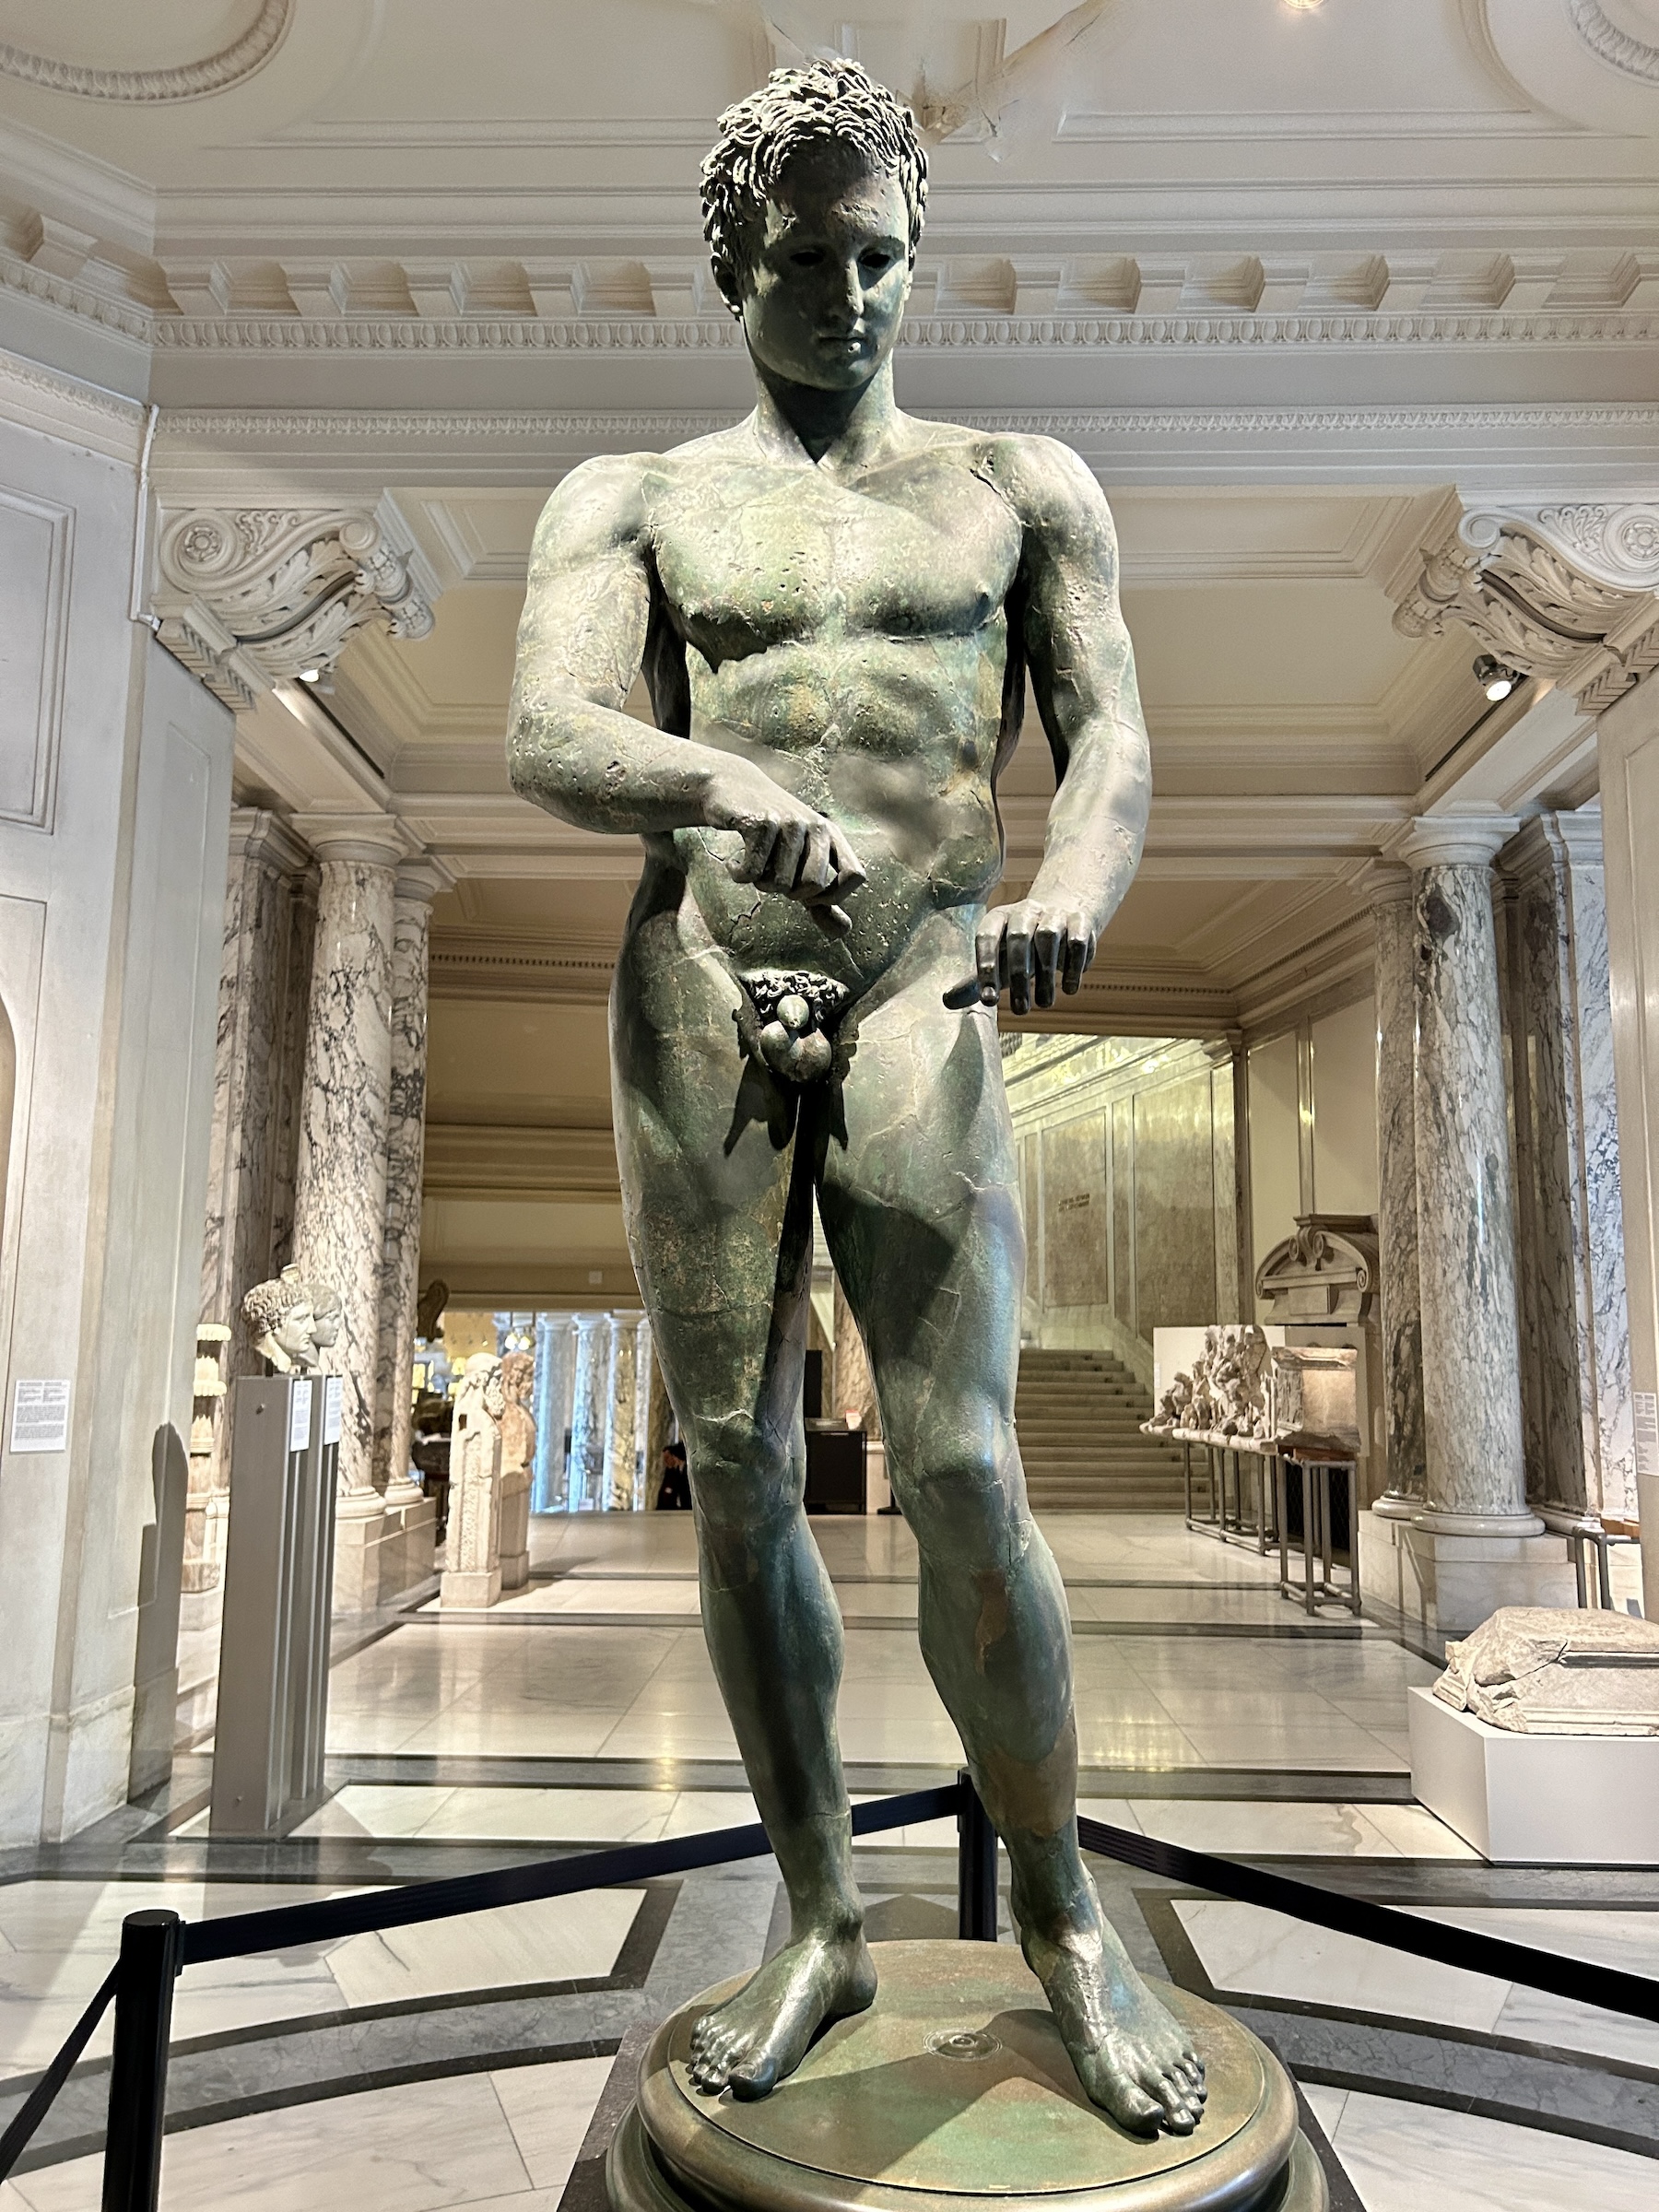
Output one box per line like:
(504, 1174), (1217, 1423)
(1501, 813), (1634, 1520)
(568, 1312), (610, 1512)
(603, 1312), (643, 1511)
(1401, 816), (1538, 1535)
(1596, 675), (1659, 1622)
(194, 810), (315, 1586)
(1371, 868), (1427, 1518)
(372, 858), (446, 1500)
(289, 823), (403, 1606)
(532, 1313), (575, 1512)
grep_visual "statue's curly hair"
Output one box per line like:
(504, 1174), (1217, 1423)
(241, 1269), (309, 1336)
(700, 58), (927, 313)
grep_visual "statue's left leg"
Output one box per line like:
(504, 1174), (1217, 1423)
(818, 960), (1206, 2136)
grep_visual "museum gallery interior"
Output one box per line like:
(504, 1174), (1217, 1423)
(5, 2), (1659, 2207)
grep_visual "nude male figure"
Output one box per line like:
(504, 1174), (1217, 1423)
(508, 59), (1204, 2136)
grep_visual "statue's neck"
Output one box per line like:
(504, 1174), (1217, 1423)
(751, 358), (900, 469)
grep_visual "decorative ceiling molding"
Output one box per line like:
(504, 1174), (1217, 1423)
(1567, 0), (1659, 86)
(1393, 498), (1659, 712)
(0, 1), (290, 104)
(152, 501), (439, 710)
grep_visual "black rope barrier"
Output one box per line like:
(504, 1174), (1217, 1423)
(0, 1965), (118, 2184)
(183, 1783), (959, 1965)
(1077, 1813), (1659, 2025)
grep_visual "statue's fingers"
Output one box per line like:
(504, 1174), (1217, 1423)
(771, 815), (808, 890)
(811, 901), (853, 938)
(1032, 923), (1059, 1009)
(1006, 921), (1034, 1015)
(799, 821), (834, 893)
(975, 918), (1005, 1006)
(942, 975), (982, 1009)
(829, 829), (867, 895)
(731, 816), (775, 883)
(1061, 913), (1089, 994)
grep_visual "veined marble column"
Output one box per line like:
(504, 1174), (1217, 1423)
(1501, 813), (1634, 1520)
(568, 1312), (610, 1511)
(532, 1313), (575, 1512)
(1371, 868), (1427, 1518)
(603, 1313), (643, 1511)
(372, 857), (446, 1500)
(1596, 675), (1659, 1623)
(290, 825), (402, 1529)
(194, 811), (315, 1588)
(1401, 817), (1538, 1535)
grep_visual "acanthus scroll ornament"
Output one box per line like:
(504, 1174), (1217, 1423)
(0, 1), (290, 103)
(1392, 496), (1659, 712)
(152, 502), (439, 710)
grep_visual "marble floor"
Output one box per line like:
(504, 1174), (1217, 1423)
(3, 1508), (1653, 2212)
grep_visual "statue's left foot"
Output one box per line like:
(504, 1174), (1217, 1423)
(1022, 1907), (1206, 2135)
(688, 1924), (877, 2100)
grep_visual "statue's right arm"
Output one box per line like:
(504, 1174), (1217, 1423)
(507, 457), (864, 915)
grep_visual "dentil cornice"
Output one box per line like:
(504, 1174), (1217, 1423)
(151, 499), (439, 711)
(1392, 498), (1659, 713)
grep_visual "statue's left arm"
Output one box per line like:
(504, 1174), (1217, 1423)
(951, 436), (1150, 1015)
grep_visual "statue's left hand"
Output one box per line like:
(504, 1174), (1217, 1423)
(943, 900), (1096, 1015)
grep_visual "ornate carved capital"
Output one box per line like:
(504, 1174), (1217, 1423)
(151, 501), (438, 710)
(1392, 497), (1659, 713)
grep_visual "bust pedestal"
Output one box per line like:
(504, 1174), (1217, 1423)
(608, 1942), (1325, 2212)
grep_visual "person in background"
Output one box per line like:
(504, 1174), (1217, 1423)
(656, 1437), (691, 1511)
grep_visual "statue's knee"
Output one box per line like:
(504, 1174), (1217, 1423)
(686, 1412), (796, 1535)
(899, 1428), (1025, 1566)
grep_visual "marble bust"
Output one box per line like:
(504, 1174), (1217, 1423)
(241, 1264), (343, 1379)
(508, 60), (1201, 2135)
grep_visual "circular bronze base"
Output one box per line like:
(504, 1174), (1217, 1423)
(606, 1941), (1327, 2212)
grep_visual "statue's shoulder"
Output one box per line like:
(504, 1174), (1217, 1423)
(965, 428), (1105, 521)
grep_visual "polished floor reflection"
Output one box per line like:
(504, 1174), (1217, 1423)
(3, 1509), (1652, 2212)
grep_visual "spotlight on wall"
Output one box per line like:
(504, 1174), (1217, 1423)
(298, 667), (321, 683)
(1283, 0), (1325, 11)
(1473, 654), (1522, 702)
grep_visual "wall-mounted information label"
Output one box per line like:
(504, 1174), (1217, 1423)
(324, 1376), (342, 1446)
(9, 1379), (71, 1454)
(1635, 1392), (1659, 1477)
(288, 1378), (313, 1454)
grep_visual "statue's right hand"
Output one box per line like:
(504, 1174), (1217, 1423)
(704, 761), (867, 935)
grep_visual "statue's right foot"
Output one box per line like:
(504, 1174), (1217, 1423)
(688, 1925), (877, 2100)
(1021, 1899), (1206, 2136)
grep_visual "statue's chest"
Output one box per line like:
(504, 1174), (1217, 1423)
(653, 465), (1018, 663)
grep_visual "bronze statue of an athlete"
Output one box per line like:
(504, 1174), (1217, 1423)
(509, 59), (1204, 2136)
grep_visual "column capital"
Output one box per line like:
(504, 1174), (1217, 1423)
(1500, 806), (1605, 887)
(1360, 860), (1416, 909)
(291, 811), (413, 870)
(227, 806), (312, 877)
(1391, 494), (1659, 714)
(1397, 812), (1519, 870)
(150, 496), (440, 712)
(394, 853), (454, 907)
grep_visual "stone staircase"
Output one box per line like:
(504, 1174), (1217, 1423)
(1014, 1347), (1187, 1512)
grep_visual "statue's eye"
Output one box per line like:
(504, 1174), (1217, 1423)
(791, 248), (825, 268)
(861, 250), (895, 275)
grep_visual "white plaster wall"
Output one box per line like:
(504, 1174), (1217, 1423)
(0, 368), (233, 1844)
(1247, 1030), (1301, 1300)
(1311, 995), (1380, 1218)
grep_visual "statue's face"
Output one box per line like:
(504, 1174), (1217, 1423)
(272, 1301), (315, 1358)
(738, 151), (912, 391)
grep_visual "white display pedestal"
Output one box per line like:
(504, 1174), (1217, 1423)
(1407, 1685), (1659, 1865)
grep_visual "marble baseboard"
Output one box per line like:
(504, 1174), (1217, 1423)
(442, 1566), (503, 1609)
(1359, 1509), (1578, 1640)
(1407, 1686), (1659, 1865)
(335, 1494), (438, 1614)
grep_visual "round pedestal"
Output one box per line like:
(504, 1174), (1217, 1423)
(607, 1940), (1325, 2212)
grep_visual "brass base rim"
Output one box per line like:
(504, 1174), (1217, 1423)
(607, 2107), (1329, 2212)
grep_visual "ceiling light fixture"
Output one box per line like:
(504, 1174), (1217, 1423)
(298, 667), (321, 683)
(1473, 654), (1522, 702)
(1283, 0), (1325, 11)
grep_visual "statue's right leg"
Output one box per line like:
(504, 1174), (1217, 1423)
(610, 926), (874, 2099)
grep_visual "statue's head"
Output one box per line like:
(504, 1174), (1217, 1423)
(701, 58), (927, 391)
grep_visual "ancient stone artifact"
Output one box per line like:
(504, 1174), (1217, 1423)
(441, 1352), (506, 1610)
(508, 54), (1208, 2145)
(498, 1347), (536, 1593)
(241, 1264), (343, 1379)
(1434, 1606), (1659, 1735)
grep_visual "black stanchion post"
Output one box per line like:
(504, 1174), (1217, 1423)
(101, 1910), (183, 2212)
(956, 1768), (998, 1940)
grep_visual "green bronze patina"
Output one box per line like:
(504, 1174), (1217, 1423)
(509, 57), (1202, 2137)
